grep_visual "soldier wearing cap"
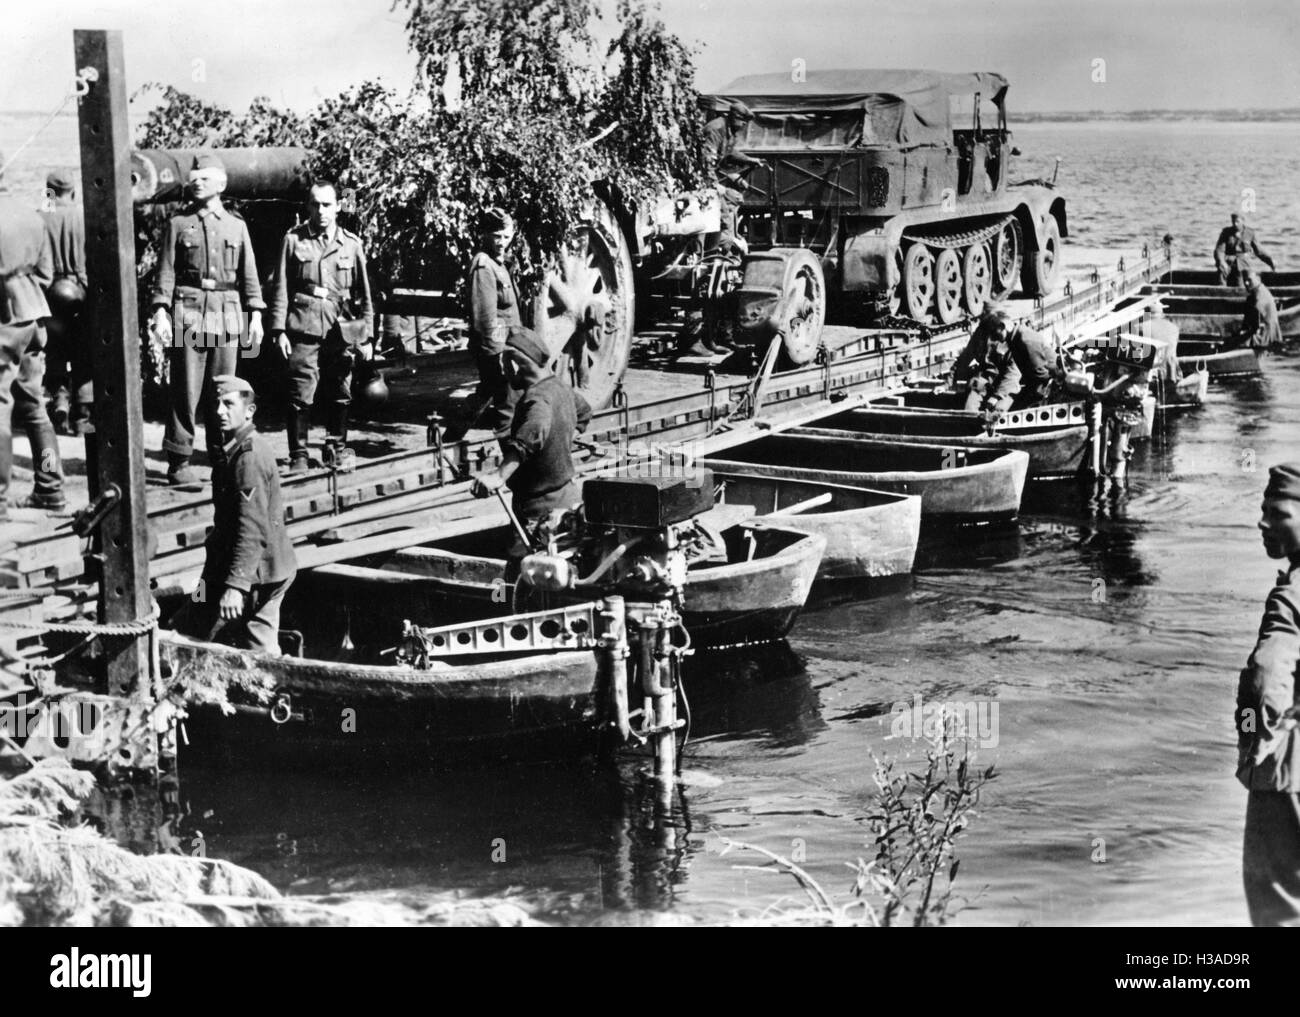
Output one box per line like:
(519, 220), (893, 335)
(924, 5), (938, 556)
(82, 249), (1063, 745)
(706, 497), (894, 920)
(951, 305), (1058, 424)
(461, 206), (522, 436)
(1237, 462), (1300, 926)
(1215, 212), (1276, 287)
(40, 169), (90, 435)
(0, 149), (65, 519)
(175, 374), (297, 653)
(702, 98), (760, 248)
(471, 326), (592, 567)
(150, 152), (265, 485)
(268, 179), (374, 472)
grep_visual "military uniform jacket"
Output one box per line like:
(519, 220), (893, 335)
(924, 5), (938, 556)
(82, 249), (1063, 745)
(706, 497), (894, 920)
(40, 202), (86, 288)
(268, 222), (374, 339)
(151, 203), (265, 338)
(0, 190), (53, 325)
(204, 423), (297, 593)
(1236, 559), (1300, 793)
(952, 320), (1020, 405)
(502, 376), (593, 506)
(1008, 325), (1058, 399)
(467, 252), (520, 355)
(1243, 284), (1282, 349)
(1215, 225), (1274, 274)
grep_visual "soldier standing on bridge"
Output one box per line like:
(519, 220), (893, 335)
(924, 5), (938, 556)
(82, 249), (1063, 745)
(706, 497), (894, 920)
(0, 150), (66, 519)
(268, 180), (375, 473)
(150, 153), (265, 486)
(1215, 212), (1275, 286)
(39, 170), (90, 436)
(461, 207), (523, 438)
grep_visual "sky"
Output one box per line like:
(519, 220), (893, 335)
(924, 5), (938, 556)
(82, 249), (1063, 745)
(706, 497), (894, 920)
(3, 0), (1298, 115)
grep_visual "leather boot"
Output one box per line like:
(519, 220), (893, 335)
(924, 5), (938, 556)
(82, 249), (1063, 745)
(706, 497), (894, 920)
(325, 403), (349, 446)
(286, 405), (309, 473)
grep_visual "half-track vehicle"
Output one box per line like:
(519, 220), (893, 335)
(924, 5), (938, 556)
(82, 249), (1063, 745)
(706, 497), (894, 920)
(634, 69), (1068, 366)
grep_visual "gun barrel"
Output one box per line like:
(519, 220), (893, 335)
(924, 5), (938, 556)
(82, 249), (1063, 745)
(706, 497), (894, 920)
(130, 147), (313, 203)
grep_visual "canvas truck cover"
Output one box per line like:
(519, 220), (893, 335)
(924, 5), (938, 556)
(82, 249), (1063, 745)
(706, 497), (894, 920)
(712, 69), (1009, 148)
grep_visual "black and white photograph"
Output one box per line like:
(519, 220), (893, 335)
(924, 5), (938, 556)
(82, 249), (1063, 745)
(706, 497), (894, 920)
(1, 0), (1297, 962)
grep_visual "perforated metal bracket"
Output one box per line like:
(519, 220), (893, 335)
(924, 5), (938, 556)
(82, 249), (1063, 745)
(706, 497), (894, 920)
(995, 401), (1089, 431)
(418, 601), (604, 657)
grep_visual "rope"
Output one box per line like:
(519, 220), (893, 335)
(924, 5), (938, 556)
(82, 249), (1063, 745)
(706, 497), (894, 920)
(0, 68), (97, 178)
(0, 601), (160, 636)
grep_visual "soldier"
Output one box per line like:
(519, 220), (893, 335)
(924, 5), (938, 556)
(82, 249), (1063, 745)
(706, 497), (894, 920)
(471, 326), (592, 573)
(459, 207), (522, 438)
(1237, 462), (1300, 926)
(1240, 267), (1282, 350)
(0, 150), (65, 519)
(39, 170), (90, 435)
(175, 375), (297, 654)
(149, 152), (265, 486)
(952, 306), (1058, 423)
(1215, 212), (1276, 286)
(702, 99), (761, 249)
(268, 180), (375, 472)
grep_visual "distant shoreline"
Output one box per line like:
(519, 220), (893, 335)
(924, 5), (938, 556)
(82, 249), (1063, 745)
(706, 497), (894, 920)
(3, 108), (1300, 125)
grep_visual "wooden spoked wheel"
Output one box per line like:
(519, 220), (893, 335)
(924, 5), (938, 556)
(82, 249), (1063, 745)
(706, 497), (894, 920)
(535, 198), (635, 409)
(963, 242), (993, 317)
(902, 243), (936, 324)
(934, 248), (964, 325)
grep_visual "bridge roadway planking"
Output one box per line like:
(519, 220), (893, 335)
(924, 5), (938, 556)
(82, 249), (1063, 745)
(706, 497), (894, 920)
(1, 245), (1164, 603)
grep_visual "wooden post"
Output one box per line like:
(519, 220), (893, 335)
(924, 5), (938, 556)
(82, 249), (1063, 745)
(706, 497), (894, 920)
(74, 30), (152, 695)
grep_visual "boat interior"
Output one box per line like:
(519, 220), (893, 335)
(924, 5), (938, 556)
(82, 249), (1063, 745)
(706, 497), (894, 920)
(704, 433), (1009, 471)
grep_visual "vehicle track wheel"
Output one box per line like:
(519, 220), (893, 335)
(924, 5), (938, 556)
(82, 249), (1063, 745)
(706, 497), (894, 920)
(991, 219), (1021, 300)
(778, 248), (826, 366)
(886, 247), (904, 317)
(963, 242), (993, 317)
(934, 248), (964, 325)
(1021, 215), (1062, 298)
(536, 196), (635, 409)
(902, 243), (935, 324)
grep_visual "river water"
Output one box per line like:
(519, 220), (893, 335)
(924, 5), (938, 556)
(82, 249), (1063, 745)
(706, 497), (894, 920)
(9, 114), (1300, 925)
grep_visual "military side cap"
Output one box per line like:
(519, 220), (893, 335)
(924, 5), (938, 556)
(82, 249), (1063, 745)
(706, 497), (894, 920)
(700, 96), (731, 114)
(1265, 462), (1300, 502)
(213, 374), (254, 398)
(505, 326), (550, 367)
(479, 206), (514, 233)
(191, 151), (227, 174)
(728, 100), (754, 120)
(46, 170), (74, 191)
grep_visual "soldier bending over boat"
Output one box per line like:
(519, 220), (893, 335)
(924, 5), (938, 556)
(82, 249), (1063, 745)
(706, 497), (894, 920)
(1237, 462), (1300, 926)
(470, 326), (592, 576)
(951, 306), (1061, 426)
(1239, 268), (1282, 351)
(175, 376), (297, 654)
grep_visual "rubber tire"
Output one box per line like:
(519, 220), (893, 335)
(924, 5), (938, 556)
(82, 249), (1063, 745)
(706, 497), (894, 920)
(990, 219), (1021, 300)
(775, 247), (827, 367)
(1021, 215), (1062, 298)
